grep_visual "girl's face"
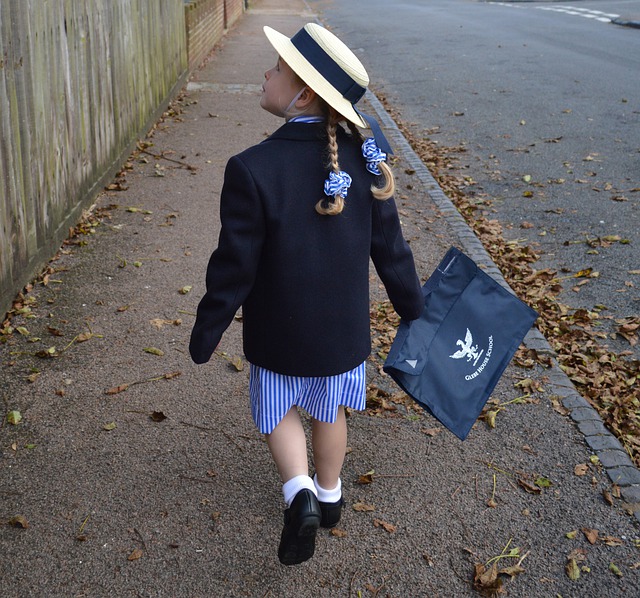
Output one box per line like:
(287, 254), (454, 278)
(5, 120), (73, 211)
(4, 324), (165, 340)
(260, 56), (304, 117)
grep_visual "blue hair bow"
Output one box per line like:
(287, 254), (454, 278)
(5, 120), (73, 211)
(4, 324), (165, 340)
(324, 170), (352, 198)
(362, 137), (387, 175)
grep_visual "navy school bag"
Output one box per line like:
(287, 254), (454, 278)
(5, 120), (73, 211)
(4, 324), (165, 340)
(383, 247), (538, 440)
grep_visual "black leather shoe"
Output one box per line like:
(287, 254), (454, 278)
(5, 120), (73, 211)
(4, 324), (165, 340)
(278, 489), (321, 566)
(319, 496), (344, 528)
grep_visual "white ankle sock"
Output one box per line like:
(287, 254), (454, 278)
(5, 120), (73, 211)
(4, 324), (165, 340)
(282, 474), (316, 507)
(313, 474), (342, 503)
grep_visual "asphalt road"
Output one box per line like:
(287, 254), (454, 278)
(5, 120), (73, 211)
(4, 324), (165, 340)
(308, 0), (640, 359)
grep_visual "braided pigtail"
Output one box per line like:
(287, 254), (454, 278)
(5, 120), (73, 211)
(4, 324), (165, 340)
(371, 160), (394, 200)
(346, 121), (394, 200)
(316, 111), (349, 216)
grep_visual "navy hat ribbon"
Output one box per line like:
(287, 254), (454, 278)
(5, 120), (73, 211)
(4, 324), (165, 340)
(290, 28), (393, 155)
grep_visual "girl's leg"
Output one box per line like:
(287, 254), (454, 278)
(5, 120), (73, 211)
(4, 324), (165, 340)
(311, 406), (347, 490)
(265, 406), (309, 483)
(267, 407), (321, 566)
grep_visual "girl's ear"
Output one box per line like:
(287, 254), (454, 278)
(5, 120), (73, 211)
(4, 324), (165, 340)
(296, 87), (318, 108)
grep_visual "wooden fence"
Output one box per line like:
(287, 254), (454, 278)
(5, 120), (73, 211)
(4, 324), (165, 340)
(0, 0), (246, 319)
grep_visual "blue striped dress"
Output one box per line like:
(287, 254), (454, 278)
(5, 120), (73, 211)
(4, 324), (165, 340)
(249, 361), (367, 434)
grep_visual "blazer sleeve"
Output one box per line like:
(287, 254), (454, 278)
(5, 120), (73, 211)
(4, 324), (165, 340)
(189, 156), (265, 364)
(370, 197), (423, 321)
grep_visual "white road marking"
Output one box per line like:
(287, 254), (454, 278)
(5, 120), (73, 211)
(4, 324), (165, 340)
(487, 2), (619, 24)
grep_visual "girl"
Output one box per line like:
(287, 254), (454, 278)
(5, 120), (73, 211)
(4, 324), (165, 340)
(189, 23), (423, 565)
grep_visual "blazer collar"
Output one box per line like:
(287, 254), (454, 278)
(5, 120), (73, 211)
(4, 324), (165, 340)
(266, 121), (327, 143)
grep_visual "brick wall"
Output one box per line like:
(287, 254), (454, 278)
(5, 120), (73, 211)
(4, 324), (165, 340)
(184, 0), (246, 71)
(225, 0), (245, 29)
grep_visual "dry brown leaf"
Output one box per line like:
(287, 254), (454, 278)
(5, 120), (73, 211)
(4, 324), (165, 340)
(517, 478), (541, 494)
(357, 470), (375, 485)
(330, 527), (347, 538)
(473, 562), (503, 595)
(567, 548), (587, 562)
(499, 565), (525, 578)
(574, 463), (589, 476)
(373, 518), (397, 533)
(105, 384), (129, 395)
(582, 528), (599, 544)
(150, 318), (181, 329)
(352, 501), (375, 512)
(128, 548), (143, 561)
(8, 515), (29, 529)
(421, 427), (442, 437)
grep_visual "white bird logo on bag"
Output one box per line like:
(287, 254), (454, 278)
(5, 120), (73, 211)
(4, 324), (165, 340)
(450, 328), (484, 367)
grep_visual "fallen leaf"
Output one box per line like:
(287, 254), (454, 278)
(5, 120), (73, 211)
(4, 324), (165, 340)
(352, 501), (375, 512)
(574, 463), (589, 476)
(421, 427), (442, 437)
(609, 562), (622, 577)
(566, 558), (580, 581)
(602, 489), (614, 506)
(473, 562), (503, 595)
(143, 347), (164, 356)
(35, 346), (58, 358)
(103, 422), (117, 431)
(601, 536), (623, 546)
(179, 286), (192, 295)
(567, 548), (587, 562)
(518, 478), (542, 494)
(7, 411), (22, 425)
(373, 518), (397, 533)
(105, 384), (129, 395)
(500, 565), (525, 577)
(535, 476), (552, 489)
(231, 355), (244, 371)
(485, 410), (498, 428)
(566, 530), (578, 539)
(330, 527), (347, 538)
(128, 548), (143, 561)
(582, 528), (599, 544)
(357, 470), (375, 485)
(9, 515), (29, 529)
(150, 318), (178, 329)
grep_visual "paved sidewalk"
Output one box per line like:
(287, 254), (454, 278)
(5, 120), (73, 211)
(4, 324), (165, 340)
(1, 0), (639, 596)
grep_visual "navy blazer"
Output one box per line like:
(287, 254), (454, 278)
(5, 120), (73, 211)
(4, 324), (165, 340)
(189, 122), (423, 376)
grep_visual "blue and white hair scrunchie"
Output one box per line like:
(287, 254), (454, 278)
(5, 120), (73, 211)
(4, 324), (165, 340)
(324, 170), (352, 199)
(362, 137), (387, 176)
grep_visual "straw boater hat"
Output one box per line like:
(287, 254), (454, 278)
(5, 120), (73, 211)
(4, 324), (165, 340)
(263, 23), (370, 130)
